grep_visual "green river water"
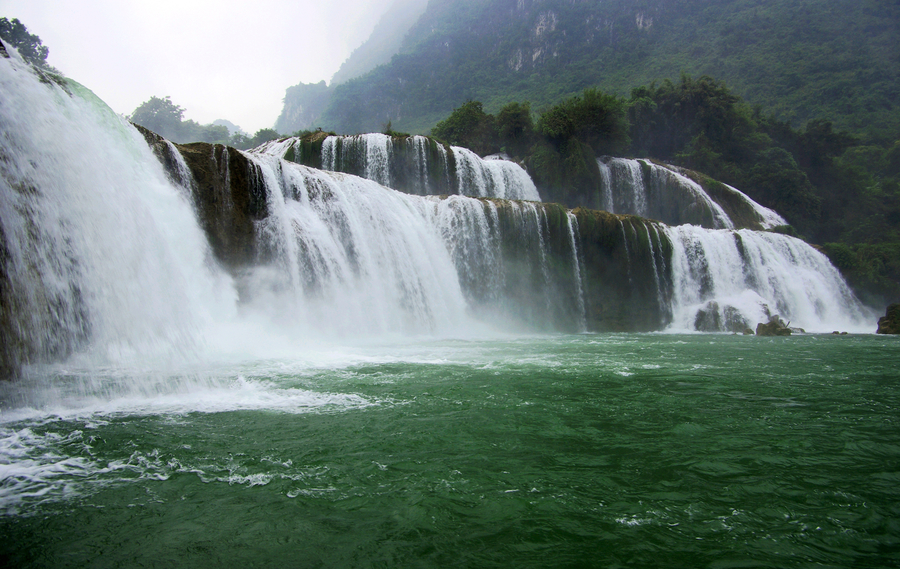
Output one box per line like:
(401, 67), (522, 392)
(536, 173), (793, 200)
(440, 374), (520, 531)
(1, 333), (898, 568)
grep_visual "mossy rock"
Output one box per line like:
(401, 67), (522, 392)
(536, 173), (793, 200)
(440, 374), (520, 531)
(175, 142), (268, 270)
(876, 303), (900, 334)
(756, 316), (792, 336)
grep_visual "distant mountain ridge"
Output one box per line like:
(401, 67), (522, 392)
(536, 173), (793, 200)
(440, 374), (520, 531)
(274, 0), (428, 134)
(276, 0), (898, 138)
(330, 0), (429, 86)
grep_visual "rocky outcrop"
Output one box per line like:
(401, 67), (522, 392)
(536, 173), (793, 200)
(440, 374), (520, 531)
(273, 81), (333, 134)
(176, 143), (268, 270)
(693, 300), (753, 333)
(876, 303), (900, 334)
(756, 316), (792, 336)
(135, 125), (268, 270)
(573, 209), (672, 331)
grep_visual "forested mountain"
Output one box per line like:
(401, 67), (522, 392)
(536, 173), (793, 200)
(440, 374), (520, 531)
(274, 0), (428, 133)
(278, 0), (898, 140)
(329, 0), (429, 86)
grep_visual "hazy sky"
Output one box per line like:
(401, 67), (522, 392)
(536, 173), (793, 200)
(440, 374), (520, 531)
(1, 0), (394, 133)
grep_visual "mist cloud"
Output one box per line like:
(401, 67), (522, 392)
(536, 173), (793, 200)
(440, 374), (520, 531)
(1, 0), (396, 132)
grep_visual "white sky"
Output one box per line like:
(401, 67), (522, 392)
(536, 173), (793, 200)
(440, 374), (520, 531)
(1, 0), (393, 133)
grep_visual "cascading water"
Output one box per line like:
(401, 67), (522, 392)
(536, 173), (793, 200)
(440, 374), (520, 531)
(450, 147), (540, 200)
(566, 212), (588, 332)
(0, 49), (589, 389)
(596, 157), (785, 230)
(0, 44), (895, 569)
(319, 133), (394, 187)
(663, 225), (873, 333)
(259, 133), (540, 201)
(0, 41), (878, 379)
(238, 153), (584, 333)
(603, 158), (650, 216)
(0, 49), (236, 374)
(238, 152), (473, 337)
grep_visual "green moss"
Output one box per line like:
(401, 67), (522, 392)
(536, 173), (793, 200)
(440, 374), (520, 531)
(767, 225), (800, 238)
(638, 160), (652, 184)
(682, 168), (765, 230)
(283, 144), (296, 163)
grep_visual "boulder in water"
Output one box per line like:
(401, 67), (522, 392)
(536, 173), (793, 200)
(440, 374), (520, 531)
(876, 303), (900, 334)
(693, 301), (722, 332)
(756, 315), (792, 336)
(693, 300), (754, 333)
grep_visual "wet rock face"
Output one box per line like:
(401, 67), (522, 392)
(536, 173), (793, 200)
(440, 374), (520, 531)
(693, 301), (753, 333)
(134, 125), (268, 271)
(756, 316), (792, 336)
(176, 142), (268, 270)
(876, 303), (900, 334)
(574, 210), (673, 332)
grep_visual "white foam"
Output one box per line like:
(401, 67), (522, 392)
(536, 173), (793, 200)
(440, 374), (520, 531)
(664, 226), (874, 333)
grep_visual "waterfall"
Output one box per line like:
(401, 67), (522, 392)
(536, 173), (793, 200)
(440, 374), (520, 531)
(450, 147), (540, 200)
(664, 225), (873, 333)
(257, 134), (540, 201)
(0, 50), (236, 371)
(0, 44), (585, 378)
(619, 219), (633, 283)
(596, 157), (785, 230)
(721, 181), (787, 229)
(566, 212), (588, 332)
(597, 160), (614, 212)
(644, 224), (664, 311)
(215, 152), (583, 333)
(424, 195), (503, 306)
(622, 159), (649, 217)
(0, 44), (879, 381)
(238, 152), (472, 337)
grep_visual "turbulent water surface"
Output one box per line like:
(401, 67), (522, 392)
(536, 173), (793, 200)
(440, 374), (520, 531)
(1, 334), (898, 568)
(1, 41), (897, 569)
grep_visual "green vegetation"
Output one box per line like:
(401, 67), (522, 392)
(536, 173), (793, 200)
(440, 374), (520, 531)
(129, 96), (283, 148)
(536, 89), (630, 156)
(296, 0), (897, 142)
(431, 101), (498, 156)
(0, 17), (51, 69)
(329, 0), (429, 87)
(273, 81), (332, 135)
(429, 75), (900, 304)
(821, 242), (900, 307)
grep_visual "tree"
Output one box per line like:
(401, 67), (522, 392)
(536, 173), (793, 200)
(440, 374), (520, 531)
(0, 18), (49, 68)
(130, 96), (241, 144)
(200, 124), (230, 144)
(537, 89), (629, 156)
(746, 147), (821, 226)
(229, 133), (252, 150)
(497, 102), (534, 157)
(430, 101), (498, 156)
(627, 75), (759, 163)
(130, 96), (185, 141)
(250, 129), (281, 148)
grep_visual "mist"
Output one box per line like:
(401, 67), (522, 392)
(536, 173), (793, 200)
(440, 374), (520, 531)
(0, 0), (399, 132)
